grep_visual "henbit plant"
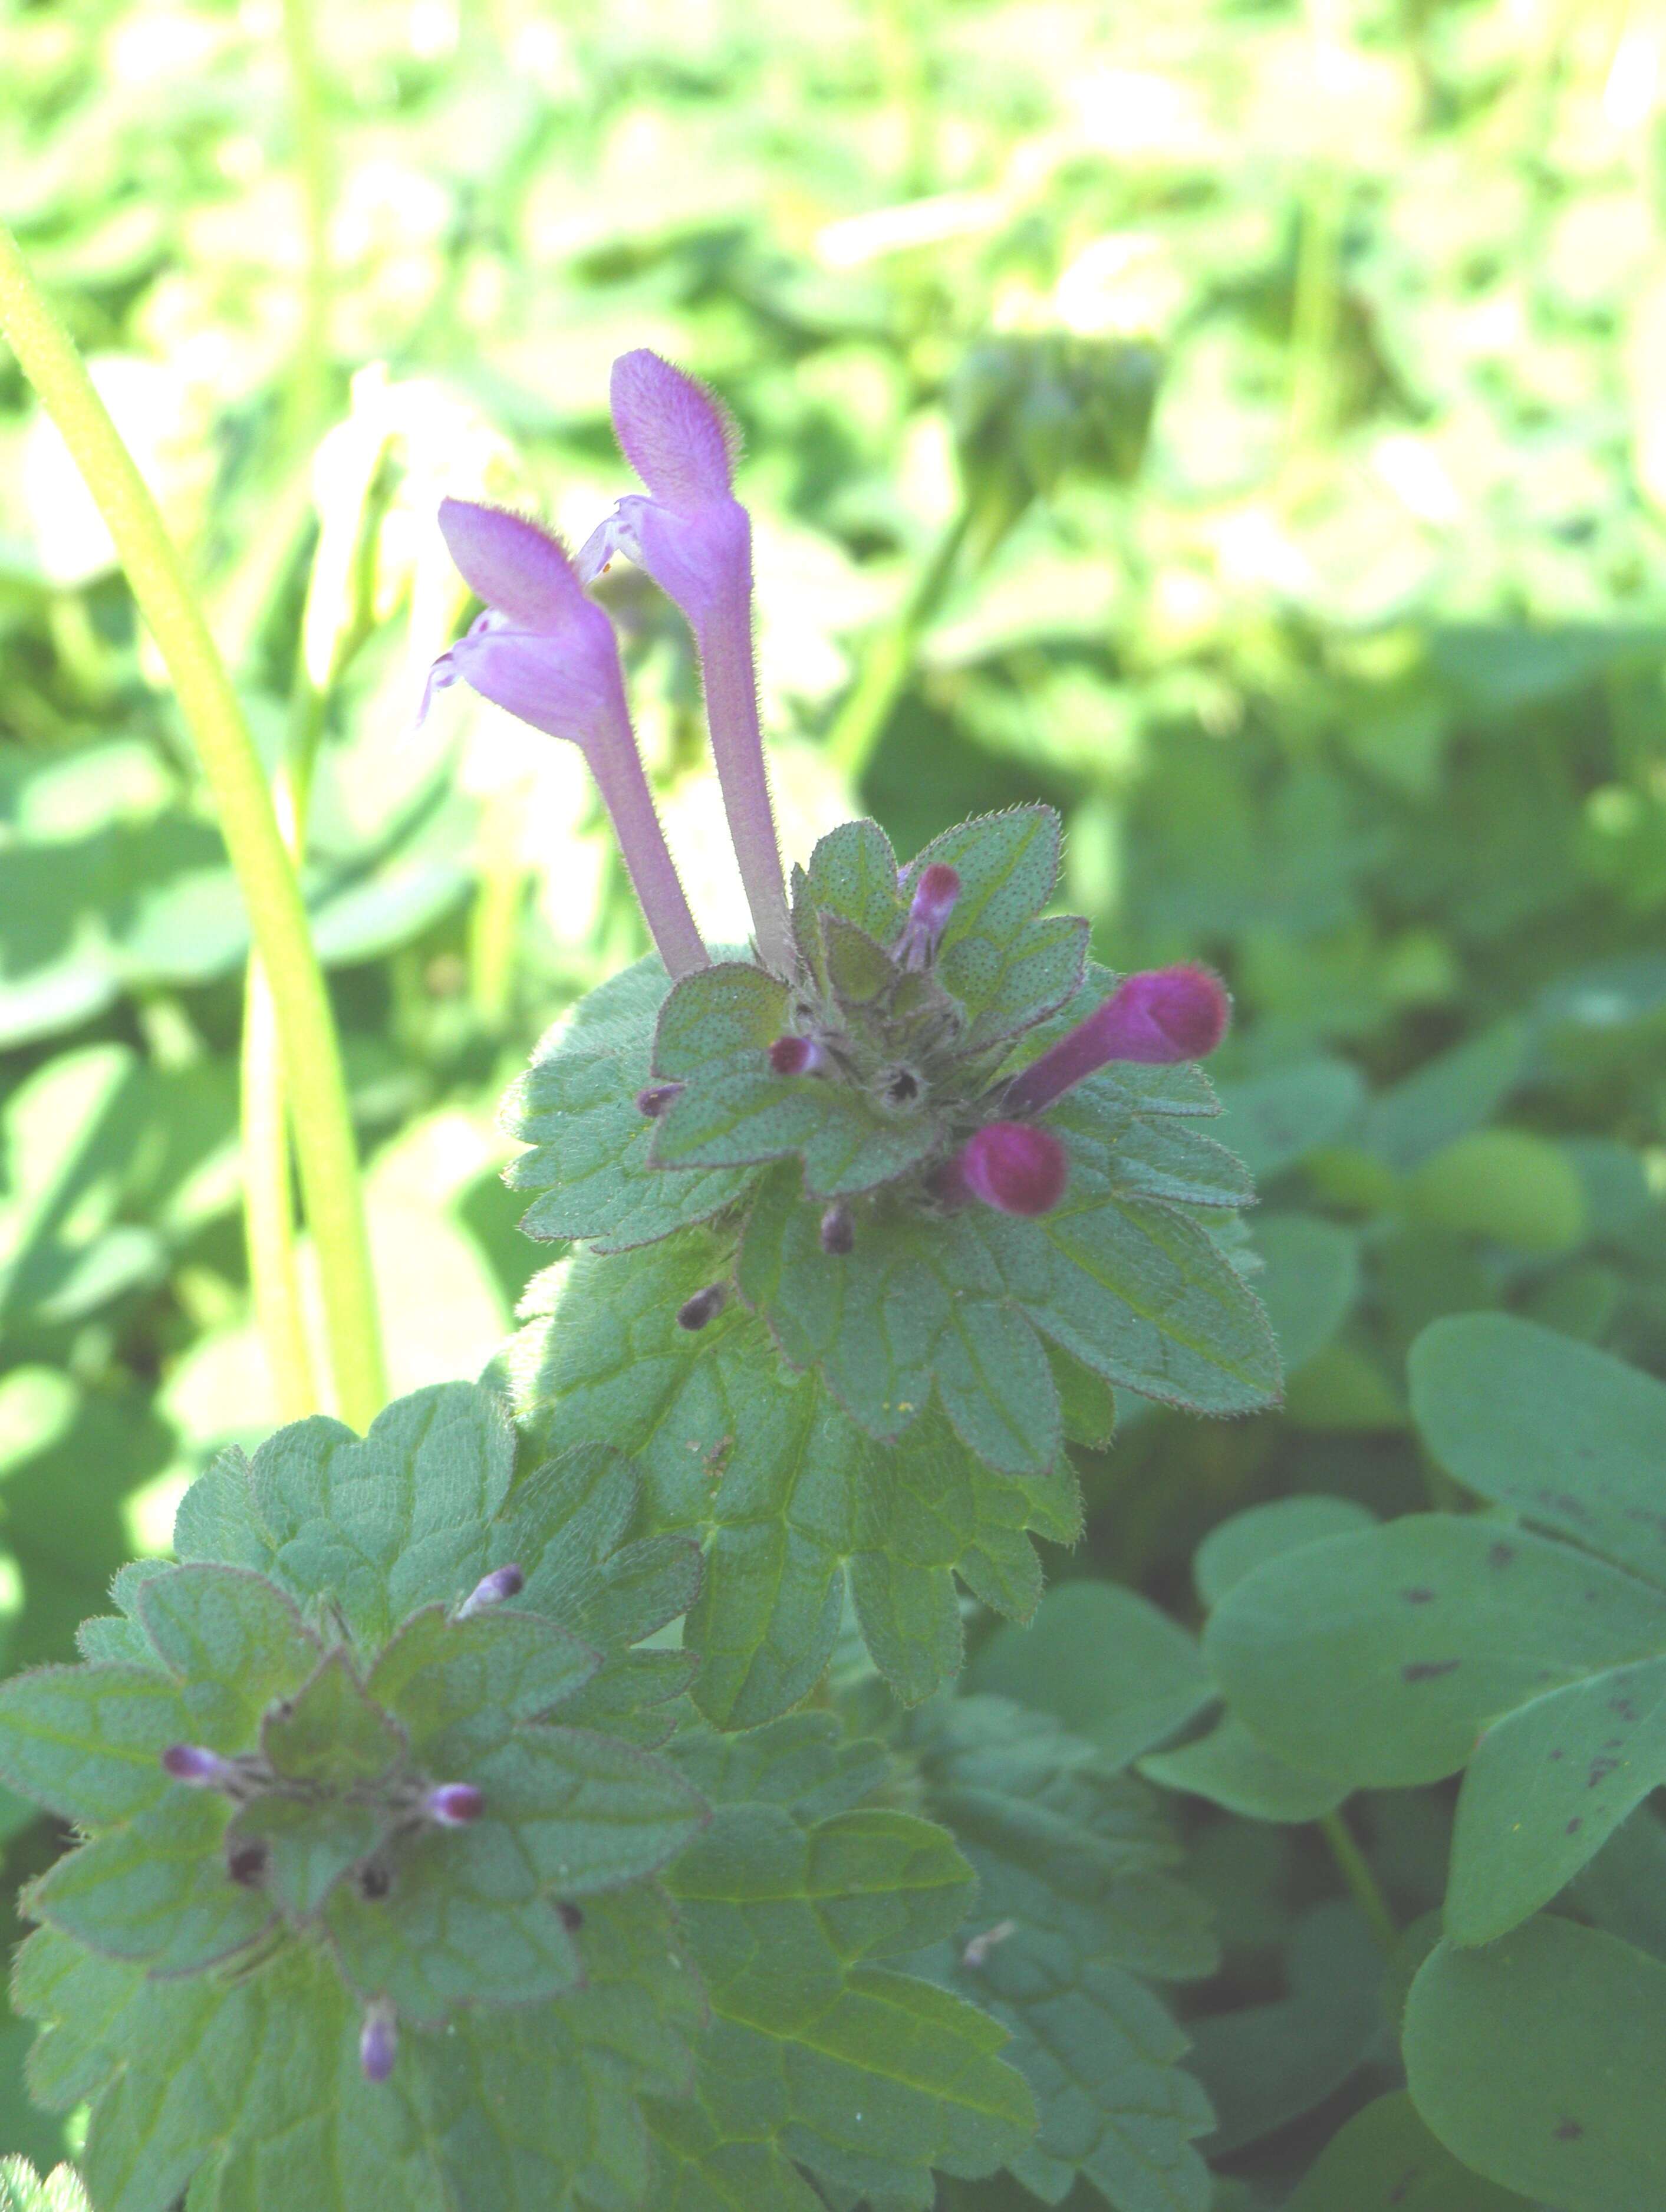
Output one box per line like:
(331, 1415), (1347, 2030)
(447, 350), (1283, 1726)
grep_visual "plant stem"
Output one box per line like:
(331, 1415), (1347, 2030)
(280, 0), (335, 439)
(1319, 1806), (1397, 1953)
(241, 947), (317, 1421)
(0, 218), (387, 1431)
(827, 506), (971, 784)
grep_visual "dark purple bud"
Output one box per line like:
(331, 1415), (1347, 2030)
(1002, 964), (1231, 1116)
(819, 1203), (855, 1256)
(898, 863), (962, 969)
(558, 1901), (585, 1931)
(677, 1283), (728, 1331)
(941, 1122), (1069, 1217)
(226, 1841), (269, 1888)
(424, 1783), (485, 1827)
(636, 1082), (683, 1117)
(456, 1564), (524, 1620)
(360, 2002), (397, 2084)
(768, 1034), (826, 1077)
(162, 1744), (236, 1790)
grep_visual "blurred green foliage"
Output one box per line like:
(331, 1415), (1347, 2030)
(2, 0), (1666, 2194)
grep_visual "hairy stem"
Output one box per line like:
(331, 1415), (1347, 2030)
(1319, 1806), (1397, 1953)
(0, 218), (387, 1431)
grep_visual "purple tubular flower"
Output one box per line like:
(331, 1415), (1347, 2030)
(768, 1034), (826, 1077)
(636, 1081), (683, 1118)
(897, 863), (961, 969)
(428, 499), (708, 980)
(1002, 964), (1231, 1117)
(360, 2002), (397, 2085)
(939, 1123), (1069, 1217)
(424, 1783), (485, 1827)
(578, 352), (792, 975)
(162, 1744), (238, 1790)
(456, 1563), (525, 1620)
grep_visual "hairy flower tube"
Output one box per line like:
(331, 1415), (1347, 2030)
(578, 350), (793, 975)
(426, 497), (708, 979)
(1003, 963), (1230, 1117)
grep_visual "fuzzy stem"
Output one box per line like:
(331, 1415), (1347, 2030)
(0, 218), (387, 1432)
(1318, 1806), (1397, 1954)
(694, 575), (792, 972)
(590, 674), (709, 978)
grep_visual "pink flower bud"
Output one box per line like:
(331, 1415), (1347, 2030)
(677, 1283), (728, 1332)
(162, 1744), (236, 1789)
(456, 1564), (524, 1620)
(768, 1035), (826, 1077)
(636, 1082), (683, 1117)
(820, 1203), (855, 1256)
(360, 2002), (397, 2084)
(942, 1122), (1068, 1217)
(424, 1783), (485, 1826)
(1002, 965), (1230, 1116)
(897, 863), (962, 970)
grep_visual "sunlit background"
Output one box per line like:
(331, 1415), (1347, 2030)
(3, 0), (1666, 2164)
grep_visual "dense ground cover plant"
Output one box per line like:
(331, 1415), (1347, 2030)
(2, 0), (1666, 2206)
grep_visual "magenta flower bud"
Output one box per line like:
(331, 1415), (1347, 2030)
(819, 1203), (855, 1256)
(897, 863), (961, 969)
(768, 1035), (826, 1077)
(677, 1283), (728, 1332)
(1002, 964), (1231, 1116)
(636, 1082), (683, 1118)
(424, 1783), (485, 1827)
(578, 351), (791, 973)
(360, 2002), (397, 2085)
(162, 1744), (236, 1789)
(456, 1563), (525, 1620)
(427, 499), (707, 979)
(941, 1122), (1069, 1217)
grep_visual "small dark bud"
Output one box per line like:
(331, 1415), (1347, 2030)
(359, 1861), (393, 1902)
(162, 1744), (235, 1790)
(677, 1283), (728, 1332)
(768, 1035), (825, 1077)
(360, 2002), (397, 2084)
(636, 1082), (683, 1117)
(456, 1563), (524, 1620)
(425, 1782), (485, 1826)
(226, 1841), (268, 1888)
(558, 1901), (584, 1931)
(898, 862), (962, 969)
(819, 1203), (855, 1256)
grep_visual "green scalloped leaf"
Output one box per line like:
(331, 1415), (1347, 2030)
(901, 1696), (1216, 2212)
(661, 1716), (1036, 2203)
(27, 1791), (271, 1973)
(803, 820), (905, 945)
(504, 957), (757, 1253)
(532, 1241), (1076, 1723)
(737, 1167), (1064, 1477)
(16, 1885), (702, 2212)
